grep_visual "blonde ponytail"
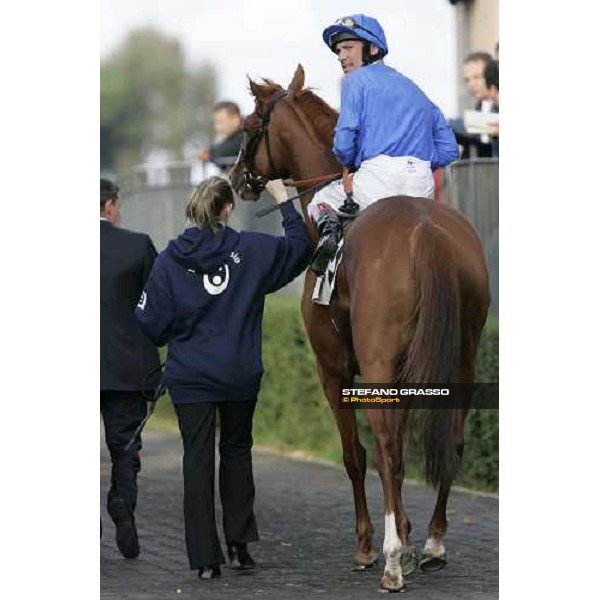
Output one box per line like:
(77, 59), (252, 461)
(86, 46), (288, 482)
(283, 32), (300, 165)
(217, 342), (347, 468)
(186, 176), (235, 232)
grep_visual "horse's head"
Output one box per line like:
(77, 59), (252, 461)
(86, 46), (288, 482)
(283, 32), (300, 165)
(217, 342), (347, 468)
(230, 65), (306, 201)
(231, 64), (338, 201)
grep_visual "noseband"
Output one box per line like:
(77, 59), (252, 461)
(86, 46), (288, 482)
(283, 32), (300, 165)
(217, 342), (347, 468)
(241, 90), (289, 194)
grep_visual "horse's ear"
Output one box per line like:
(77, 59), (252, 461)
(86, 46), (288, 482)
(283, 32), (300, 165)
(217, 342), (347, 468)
(248, 76), (262, 100)
(287, 64), (305, 96)
(249, 76), (276, 102)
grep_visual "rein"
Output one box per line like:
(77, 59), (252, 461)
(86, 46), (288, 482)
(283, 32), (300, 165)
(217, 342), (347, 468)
(282, 172), (343, 187)
(255, 174), (343, 218)
(258, 168), (354, 218)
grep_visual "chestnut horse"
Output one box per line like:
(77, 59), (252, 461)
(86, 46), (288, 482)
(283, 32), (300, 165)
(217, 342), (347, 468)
(230, 65), (490, 592)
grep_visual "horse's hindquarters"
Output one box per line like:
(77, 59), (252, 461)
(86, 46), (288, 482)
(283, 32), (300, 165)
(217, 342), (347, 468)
(342, 196), (490, 370)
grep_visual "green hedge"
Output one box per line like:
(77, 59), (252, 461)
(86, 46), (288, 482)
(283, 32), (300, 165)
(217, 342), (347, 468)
(463, 317), (499, 490)
(153, 295), (499, 492)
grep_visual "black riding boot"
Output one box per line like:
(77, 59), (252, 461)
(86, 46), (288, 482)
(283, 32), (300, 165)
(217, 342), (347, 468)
(309, 211), (342, 276)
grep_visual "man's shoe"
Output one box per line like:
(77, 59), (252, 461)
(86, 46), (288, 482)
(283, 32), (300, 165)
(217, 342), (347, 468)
(198, 565), (221, 579)
(107, 499), (140, 559)
(227, 542), (256, 570)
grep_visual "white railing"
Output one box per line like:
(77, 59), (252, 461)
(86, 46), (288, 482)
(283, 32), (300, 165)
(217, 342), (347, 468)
(117, 159), (224, 193)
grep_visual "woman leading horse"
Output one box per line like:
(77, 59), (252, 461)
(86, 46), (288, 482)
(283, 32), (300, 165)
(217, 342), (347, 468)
(230, 19), (489, 592)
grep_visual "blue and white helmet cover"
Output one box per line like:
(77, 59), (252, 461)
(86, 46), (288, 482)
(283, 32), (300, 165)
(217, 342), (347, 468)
(322, 14), (388, 56)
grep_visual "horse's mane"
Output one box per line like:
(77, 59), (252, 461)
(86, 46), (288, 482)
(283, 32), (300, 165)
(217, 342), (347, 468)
(249, 79), (338, 145)
(295, 89), (338, 146)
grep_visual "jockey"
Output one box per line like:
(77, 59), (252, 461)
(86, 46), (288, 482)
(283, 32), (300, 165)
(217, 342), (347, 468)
(309, 14), (459, 274)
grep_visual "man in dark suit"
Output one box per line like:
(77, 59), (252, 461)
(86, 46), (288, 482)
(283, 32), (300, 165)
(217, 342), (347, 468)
(100, 178), (161, 558)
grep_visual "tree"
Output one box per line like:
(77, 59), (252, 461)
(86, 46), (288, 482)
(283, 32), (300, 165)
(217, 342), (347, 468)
(100, 28), (217, 171)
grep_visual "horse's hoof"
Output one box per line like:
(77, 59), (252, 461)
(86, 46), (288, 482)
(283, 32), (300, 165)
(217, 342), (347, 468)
(380, 570), (406, 593)
(353, 549), (379, 571)
(399, 546), (418, 576)
(419, 551), (447, 572)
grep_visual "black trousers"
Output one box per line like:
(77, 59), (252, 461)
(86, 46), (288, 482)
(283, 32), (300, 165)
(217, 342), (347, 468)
(174, 398), (259, 569)
(100, 391), (147, 515)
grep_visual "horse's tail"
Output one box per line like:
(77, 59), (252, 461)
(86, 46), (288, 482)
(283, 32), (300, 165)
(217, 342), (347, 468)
(399, 221), (461, 488)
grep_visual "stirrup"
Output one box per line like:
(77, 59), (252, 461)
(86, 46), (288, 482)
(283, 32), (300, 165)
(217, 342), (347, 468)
(338, 193), (360, 218)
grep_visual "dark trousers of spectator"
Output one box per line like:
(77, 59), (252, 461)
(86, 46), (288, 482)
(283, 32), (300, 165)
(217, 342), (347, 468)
(174, 398), (259, 569)
(101, 391), (147, 516)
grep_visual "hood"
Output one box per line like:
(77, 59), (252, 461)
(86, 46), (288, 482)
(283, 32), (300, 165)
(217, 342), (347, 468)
(167, 225), (239, 274)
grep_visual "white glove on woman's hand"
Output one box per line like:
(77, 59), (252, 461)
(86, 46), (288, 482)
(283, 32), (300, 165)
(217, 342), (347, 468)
(265, 179), (289, 204)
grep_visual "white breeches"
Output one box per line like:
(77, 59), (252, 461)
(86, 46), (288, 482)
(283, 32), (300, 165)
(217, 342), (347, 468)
(307, 155), (435, 222)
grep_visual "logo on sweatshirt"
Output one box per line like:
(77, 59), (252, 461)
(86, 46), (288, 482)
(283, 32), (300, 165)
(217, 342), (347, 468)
(203, 264), (230, 295)
(137, 290), (147, 310)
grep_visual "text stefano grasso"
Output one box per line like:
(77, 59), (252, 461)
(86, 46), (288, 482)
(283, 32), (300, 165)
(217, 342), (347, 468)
(341, 388), (451, 396)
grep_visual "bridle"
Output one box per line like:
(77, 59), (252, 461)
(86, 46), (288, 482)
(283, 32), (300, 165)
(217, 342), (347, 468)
(240, 89), (289, 194)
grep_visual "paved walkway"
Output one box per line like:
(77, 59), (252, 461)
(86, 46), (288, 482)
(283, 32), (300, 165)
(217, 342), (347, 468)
(101, 430), (498, 599)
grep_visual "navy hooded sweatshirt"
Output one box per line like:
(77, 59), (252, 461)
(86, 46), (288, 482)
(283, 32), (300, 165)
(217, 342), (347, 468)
(135, 202), (312, 404)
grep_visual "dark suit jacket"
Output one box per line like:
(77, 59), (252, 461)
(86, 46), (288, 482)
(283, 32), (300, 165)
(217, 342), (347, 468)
(101, 220), (161, 392)
(209, 128), (244, 169)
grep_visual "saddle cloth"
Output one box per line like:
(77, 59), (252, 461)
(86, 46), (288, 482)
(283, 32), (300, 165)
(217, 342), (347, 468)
(312, 238), (345, 305)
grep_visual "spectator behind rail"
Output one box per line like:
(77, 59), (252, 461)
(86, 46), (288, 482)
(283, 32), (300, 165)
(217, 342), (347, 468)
(197, 101), (244, 170)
